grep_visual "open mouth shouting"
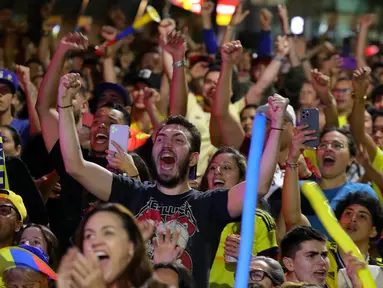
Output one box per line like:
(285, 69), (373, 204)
(159, 150), (177, 171)
(95, 133), (109, 145)
(322, 154), (336, 168)
(212, 178), (226, 188)
(94, 250), (110, 267)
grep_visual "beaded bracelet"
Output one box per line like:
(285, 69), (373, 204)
(285, 162), (300, 168)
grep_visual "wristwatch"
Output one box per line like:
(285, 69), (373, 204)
(173, 60), (186, 68)
(274, 55), (286, 62)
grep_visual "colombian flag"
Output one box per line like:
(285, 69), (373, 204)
(0, 246), (57, 280)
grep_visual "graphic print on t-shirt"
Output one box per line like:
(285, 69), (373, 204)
(135, 197), (199, 271)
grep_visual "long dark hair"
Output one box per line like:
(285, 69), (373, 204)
(200, 147), (247, 191)
(17, 224), (59, 271)
(75, 203), (152, 287)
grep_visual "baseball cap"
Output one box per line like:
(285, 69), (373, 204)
(0, 189), (27, 221)
(123, 69), (162, 90)
(256, 103), (296, 127)
(0, 69), (19, 94)
(94, 82), (131, 107)
(0, 246), (57, 280)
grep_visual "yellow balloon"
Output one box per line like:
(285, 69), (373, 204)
(301, 182), (376, 288)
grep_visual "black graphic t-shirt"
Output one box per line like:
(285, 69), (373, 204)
(110, 174), (235, 288)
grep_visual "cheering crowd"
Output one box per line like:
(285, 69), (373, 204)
(1, 1), (383, 287)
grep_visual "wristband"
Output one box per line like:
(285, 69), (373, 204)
(57, 104), (73, 109)
(285, 162), (299, 168)
(173, 60), (186, 68)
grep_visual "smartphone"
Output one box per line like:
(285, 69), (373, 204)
(300, 108), (320, 148)
(108, 124), (129, 154)
(189, 165), (197, 180)
(341, 57), (357, 71)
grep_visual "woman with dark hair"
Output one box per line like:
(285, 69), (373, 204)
(0, 125), (22, 157)
(203, 147), (278, 288)
(153, 262), (196, 288)
(57, 203), (159, 288)
(17, 223), (60, 270)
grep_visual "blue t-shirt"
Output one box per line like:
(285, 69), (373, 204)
(10, 118), (30, 149)
(300, 181), (377, 238)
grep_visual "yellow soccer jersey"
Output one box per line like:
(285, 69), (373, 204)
(326, 241), (383, 288)
(209, 210), (278, 288)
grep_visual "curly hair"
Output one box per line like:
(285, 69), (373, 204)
(335, 191), (383, 240)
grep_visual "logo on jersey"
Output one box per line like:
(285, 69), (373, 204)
(135, 197), (199, 271)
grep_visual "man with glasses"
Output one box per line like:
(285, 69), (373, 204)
(0, 189), (27, 249)
(247, 256), (285, 288)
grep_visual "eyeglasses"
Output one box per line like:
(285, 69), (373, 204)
(317, 141), (346, 151)
(249, 269), (273, 283)
(0, 204), (17, 217)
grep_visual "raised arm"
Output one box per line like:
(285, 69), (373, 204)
(201, 1), (218, 55)
(16, 65), (41, 136)
(227, 95), (288, 218)
(356, 14), (376, 69)
(221, 3), (249, 45)
(245, 36), (290, 105)
(356, 144), (383, 194)
(282, 126), (314, 231)
(38, 20), (55, 68)
(36, 33), (88, 153)
(158, 18), (176, 116)
(160, 30), (188, 117)
(58, 73), (113, 201)
(349, 67), (377, 160)
(311, 69), (339, 129)
(210, 41), (245, 149)
(143, 87), (163, 138)
(99, 26), (123, 84)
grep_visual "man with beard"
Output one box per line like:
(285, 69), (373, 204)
(56, 70), (287, 287)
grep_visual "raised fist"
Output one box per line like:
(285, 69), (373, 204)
(221, 40), (243, 65)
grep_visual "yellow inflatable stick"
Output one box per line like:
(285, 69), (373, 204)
(301, 182), (376, 288)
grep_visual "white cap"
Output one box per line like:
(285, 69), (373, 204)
(256, 103), (296, 127)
